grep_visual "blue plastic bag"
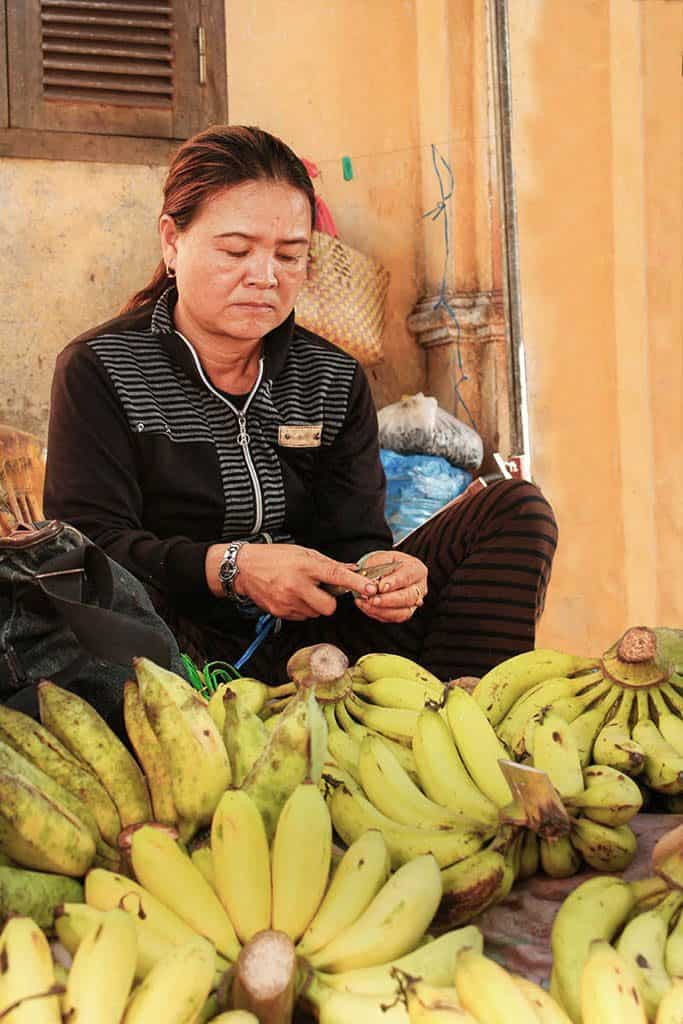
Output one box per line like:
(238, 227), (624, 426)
(380, 449), (472, 544)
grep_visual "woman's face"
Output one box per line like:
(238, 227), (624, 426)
(160, 180), (312, 348)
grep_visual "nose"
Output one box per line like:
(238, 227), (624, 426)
(243, 250), (277, 288)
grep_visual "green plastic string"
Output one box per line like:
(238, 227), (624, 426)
(180, 653), (242, 700)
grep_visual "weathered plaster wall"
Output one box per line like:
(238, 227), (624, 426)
(508, 0), (682, 653)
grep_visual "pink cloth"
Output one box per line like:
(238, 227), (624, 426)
(302, 158), (339, 237)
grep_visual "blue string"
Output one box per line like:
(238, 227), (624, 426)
(422, 143), (478, 434)
(234, 613), (276, 671)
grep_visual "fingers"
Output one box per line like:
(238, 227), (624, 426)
(355, 598), (417, 624)
(314, 553), (379, 597)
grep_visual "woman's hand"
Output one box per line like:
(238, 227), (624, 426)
(205, 542), (379, 621)
(354, 550), (428, 624)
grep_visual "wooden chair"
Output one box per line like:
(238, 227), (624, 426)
(0, 425), (46, 536)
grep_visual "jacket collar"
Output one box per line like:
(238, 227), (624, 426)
(150, 286), (295, 385)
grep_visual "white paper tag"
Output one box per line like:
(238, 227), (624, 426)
(278, 424), (323, 448)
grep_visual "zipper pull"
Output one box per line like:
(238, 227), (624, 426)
(237, 414), (251, 446)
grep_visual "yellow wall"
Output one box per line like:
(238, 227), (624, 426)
(508, 0), (682, 653)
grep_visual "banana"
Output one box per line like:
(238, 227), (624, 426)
(335, 700), (419, 779)
(352, 676), (443, 711)
(518, 829), (540, 880)
(547, 676), (614, 724)
(616, 891), (683, 1019)
(657, 979), (683, 1024)
(134, 658), (230, 833)
(437, 845), (512, 927)
(454, 948), (541, 1023)
(62, 908), (137, 1023)
(551, 876), (636, 1022)
(412, 709), (499, 828)
(310, 853), (441, 972)
(570, 818), (637, 872)
(123, 680), (177, 826)
(0, 865), (83, 931)
(326, 728), (362, 781)
(303, 973), (410, 1023)
(0, 704), (121, 846)
(569, 690), (620, 766)
(328, 783), (490, 869)
(121, 940), (215, 1024)
(191, 846), (217, 892)
(630, 876), (671, 914)
(129, 824), (240, 960)
(633, 689), (683, 793)
(38, 680), (152, 827)
(345, 693), (418, 744)
(358, 734), (482, 829)
(211, 789), (270, 944)
(592, 690), (646, 776)
(652, 688), (683, 756)
(665, 900), (683, 978)
(222, 688), (269, 786)
(297, 829), (390, 958)
(445, 687), (512, 807)
(0, 770), (95, 876)
(497, 676), (585, 756)
(355, 652), (443, 690)
(564, 765), (643, 826)
(56, 901), (173, 982)
(317, 926), (483, 996)
(405, 979), (478, 1022)
(272, 782), (332, 942)
(0, 915), (61, 1023)
(243, 687), (326, 841)
(474, 649), (598, 725)
(541, 835), (582, 878)
(512, 975), (573, 1023)
(207, 677), (270, 731)
(580, 939), (648, 1024)
(532, 711), (585, 797)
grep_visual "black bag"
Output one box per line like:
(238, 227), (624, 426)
(0, 520), (187, 730)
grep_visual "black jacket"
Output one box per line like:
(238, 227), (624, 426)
(44, 288), (392, 623)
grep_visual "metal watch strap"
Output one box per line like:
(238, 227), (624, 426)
(218, 540), (248, 602)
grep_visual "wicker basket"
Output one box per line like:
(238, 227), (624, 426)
(295, 231), (390, 366)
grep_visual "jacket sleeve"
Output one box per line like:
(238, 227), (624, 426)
(43, 343), (212, 599)
(309, 362), (393, 563)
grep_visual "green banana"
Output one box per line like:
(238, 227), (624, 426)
(345, 693), (418, 744)
(0, 865), (83, 930)
(633, 690), (683, 793)
(615, 890), (683, 1019)
(351, 676), (443, 710)
(474, 648), (598, 725)
(222, 688), (269, 787)
(123, 679), (177, 826)
(564, 765), (643, 826)
(355, 652), (443, 690)
(540, 835), (582, 878)
(531, 711), (584, 797)
(497, 675), (584, 756)
(569, 690), (620, 766)
(570, 818), (637, 872)
(592, 690), (645, 776)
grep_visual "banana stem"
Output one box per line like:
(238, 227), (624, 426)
(231, 929), (296, 1024)
(268, 683), (297, 700)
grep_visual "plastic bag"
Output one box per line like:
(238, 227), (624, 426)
(377, 393), (483, 471)
(380, 449), (472, 544)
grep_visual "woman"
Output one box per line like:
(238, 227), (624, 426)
(44, 125), (557, 684)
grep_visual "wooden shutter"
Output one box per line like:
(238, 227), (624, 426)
(5, 0), (226, 141)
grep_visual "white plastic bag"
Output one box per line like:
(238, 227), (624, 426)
(377, 393), (483, 471)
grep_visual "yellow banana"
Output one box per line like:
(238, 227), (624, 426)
(445, 687), (512, 807)
(303, 973), (410, 1023)
(564, 765), (643, 826)
(310, 854), (442, 972)
(358, 734), (480, 829)
(405, 979), (477, 1022)
(592, 689), (646, 776)
(569, 690), (620, 766)
(454, 948), (541, 1023)
(0, 915), (61, 1023)
(222, 688), (270, 787)
(38, 680), (151, 827)
(317, 926), (483, 996)
(326, 728), (361, 781)
(352, 676), (444, 710)
(570, 818), (637, 873)
(0, 704), (121, 846)
(62, 908), (137, 1024)
(123, 680), (177, 826)
(121, 940), (215, 1024)
(129, 825), (240, 960)
(548, 676), (614, 723)
(134, 658), (230, 832)
(550, 876), (635, 1022)
(497, 675), (584, 756)
(580, 939), (647, 1024)
(657, 979), (683, 1024)
(665, 900), (683, 978)
(0, 770), (95, 876)
(632, 689), (683, 793)
(272, 782), (332, 942)
(335, 700), (419, 779)
(211, 789), (271, 943)
(345, 693), (418, 744)
(297, 828), (390, 958)
(540, 835), (582, 878)
(473, 649), (598, 725)
(328, 783), (490, 869)
(243, 687), (326, 841)
(412, 709), (499, 827)
(438, 845), (512, 927)
(630, 876), (671, 914)
(616, 891), (683, 1019)
(355, 652), (443, 690)
(652, 687), (683, 756)
(531, 711), (584, 797)
(190, 847), (217, 892)
(512, 975), (573, 1023)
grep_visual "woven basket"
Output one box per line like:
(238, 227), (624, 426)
(295, 231), (390, 366)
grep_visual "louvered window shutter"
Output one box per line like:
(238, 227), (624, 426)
(5, 0), (225, 141)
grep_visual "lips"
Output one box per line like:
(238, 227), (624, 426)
(231, 302), (275, 311)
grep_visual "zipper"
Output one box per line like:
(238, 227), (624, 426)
(174, 331), (265, 535)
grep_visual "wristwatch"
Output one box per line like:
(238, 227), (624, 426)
(218, 540), (248, 602)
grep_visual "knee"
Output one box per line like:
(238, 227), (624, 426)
(484, 478), (557, 540)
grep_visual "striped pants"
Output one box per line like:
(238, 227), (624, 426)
(169, 478), (558, 684)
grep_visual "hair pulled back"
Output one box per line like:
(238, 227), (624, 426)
(122, 125), (316, 314)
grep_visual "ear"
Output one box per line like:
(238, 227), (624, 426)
(159, 214), (180, 270)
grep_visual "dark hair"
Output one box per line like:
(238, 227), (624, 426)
(122, 125), (316, 313)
